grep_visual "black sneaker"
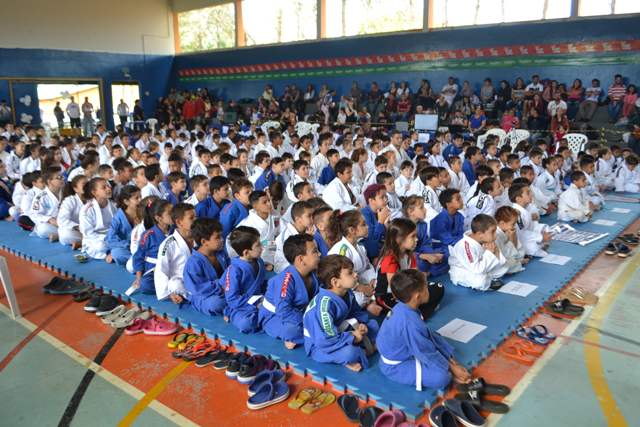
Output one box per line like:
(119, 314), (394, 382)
(47, 280), (90, 295)
(225, 353), (251, 378)
(84, 294), (103, 312)
(489, 279), (505, 291)
(617, 244), (632, 258)
(43, 277), (66, 293)
(95, 295), (119, 316)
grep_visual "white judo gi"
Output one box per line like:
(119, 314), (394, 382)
(328, 236), (376, 306)
(57, 194), (83, 245)
(511, 203), (548, 257)
(30, 187), (60, 239)
(558, 184), (591, 223)
(154, 230), (192, 300)
(79, 199), (116, 259)
(448, 233), (508, 291)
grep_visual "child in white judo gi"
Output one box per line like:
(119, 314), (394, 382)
(235, 190), (277, 267)
(274, 201), (314, 273)
(508, 183), (551, 257)
(57, 175), (86, 248)
(448, 214), (509, 291)
(79, 177), (117, 262)
(394, 161), (414, 198)
(558, 171), (592, 223)
(464, 176), (502, 230)
(31, 166), (64, 241)
(495, 206), (528, 274)
(322, 158), (358, 212)
(409, 166), (442, 222)
(614, 155), (639, 193)
(579, 155), (604, 209)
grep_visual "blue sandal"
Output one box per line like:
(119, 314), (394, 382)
(247, 380), (290, 410)
(516, 326), (550, 345)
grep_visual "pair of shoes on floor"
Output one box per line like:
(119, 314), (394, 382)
(373, 408), (430, 427)
(247, 369), (290, 410)
(85, 294), (121, 316)
(43, 277), (90, 295)
(124, 317), (179, 336)
(101, 305), (151, 329)
(430, 399), (489, 426)
(605, 242), (632, 258)
(338, 394), (383, 427)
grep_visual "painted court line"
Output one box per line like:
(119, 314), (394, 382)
(0, 304), (198, 427)
(560, 335), (640, 360)
(487, 251), (638, 427)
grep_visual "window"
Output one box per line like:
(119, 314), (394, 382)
(326, 0), (423, 38)
(242, 0), (317, 46)
(579, 0), (640, 16)
(178, 3), (235, 52)
(431, 0), (571, 28)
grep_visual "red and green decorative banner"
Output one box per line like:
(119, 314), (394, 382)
(178, 39), (640, 82)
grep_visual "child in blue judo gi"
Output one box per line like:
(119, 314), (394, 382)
(377, 269), (470, 390)
(184, 218), (229, 315)
(165, 172), (187, 206)
(195, 176), (230, 221)
(106, 185), (140, 267)
(220, 178), (252, 238)
(259, 234), (320, 349)
(254, 156), (286, 191)
(303, 255), (379, 372)
(360, 184), (390, 260)
(223, 226), (266, 333)
(131, 199), (173, 294)
(402, 195), (448, 277)
(429, 189), (464, 257)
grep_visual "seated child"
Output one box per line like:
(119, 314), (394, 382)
(220, 178), (252, 238)
(79, 177), (116, 262)
(614, 155), (639, 193)
(304, 255), (379, 372)
(223, 226), (266, 333)
(521, 165), (553, 215)
(329, 210), (382, 315)
(236, 190), (277, 266)
(360, 184), (389, 260)
(196, 176), (230, 221)
(394, 160), (414, 198)
(446, 156), (470, 198)
(323, 158), (358, 212)
(377, 172), (402, 219)
(106, 185), (140, 266)
(140, 164), (167, 199)
(183, 218), (229, 315)
(495, 206), (527, 274)
(509, 183), (551, 257)
(155, 203), (195, 303)
(255, 157), (285, 192)
(579, 155), (604, 209)
(0, 160), (15, 220)
(403, 196), (448, 277)
(185, 175), (209, 206)
(429, 189), (464, 256)
(31, 167), (64, 241)
(594, 148), (615, 190)
(534, 157), (561, 204)
(409, 166), (442, 222)
(558, 171), (592, 223)
(260, 234), (320, 349)
(377, 269), (470, 390)
(165, 172), (187, 206)
(317, 149), (340, 186)
(449, 214), (509, 291)
(131, 199), (172, 294)
(464, 176), (502, 230)
(312, 206), (339, 257)
(274, 201), (314, 273)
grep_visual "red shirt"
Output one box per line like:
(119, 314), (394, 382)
(182, 100), (196, 120)
(379, 253), (417, 274)
(397, 99), (411, 113)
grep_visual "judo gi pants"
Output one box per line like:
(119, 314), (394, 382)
(33, 222), (58, 239)
(229, 307), (260, 333)
(310, 320), (379, 368)
(262, 318), (304, 344)
(110, 247), (131, 266)
(59, 228), (82, 246)
(381, 359), (451, 390)
(139, 274), (156, 295)
(192, 295), (226, 316)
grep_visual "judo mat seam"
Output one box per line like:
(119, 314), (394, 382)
(1, 198), (638, 420)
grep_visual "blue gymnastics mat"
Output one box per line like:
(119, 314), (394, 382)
(1, 198), (639, 420)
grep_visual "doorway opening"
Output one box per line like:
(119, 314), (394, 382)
(37, 83), (100, 131)
(111, 83), (140, 128)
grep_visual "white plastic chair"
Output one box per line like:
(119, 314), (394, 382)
(484, 128), (507, 148)
(507, 129), (530, 147)
(145, 118), (158, 134)
(565, 133), (588, 155)
(477, 132), (488, 149)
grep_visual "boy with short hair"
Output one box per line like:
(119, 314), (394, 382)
(195, 175), (230, 221)
(430, 189), (464, 256)
(534, 157), (562, 203)
(141, 163), (167, 199)
(166, 172), (187, 206)
(508, 183), (551, 257)
(363, 155), (388, 189)
(220, 178), (252, 238)
(323, 158), (358, 212)
(463, 146), (482, 185)
(250, 151), (271, 184)
(185, 175), (209, 206)
(448, 214), (509, 291)
(236, 190), (277, 266)
(31, 167), (63, 241)
(578, 155), (604, 209)
(224, 226), (266, 333)
(614, 155), (639, 193)
(303, 255), (379, 371)
(183, 218), (229, 315)
(446, 155), (470, 196)
(274, 201), (314, 273)
(521, 165), (554, 215)
(394, 160), (414, 198)
(377, 269), (469, 390)
(377, 172), (402, 218)
(410, 166), (442, 221)
(318, 148), (340, 186)
(361, 184), (390, 260)
(189, 147), (211, 178)
(260, 234), (320, 349)
(558, 171), (592, 223)
(255, 157), (285, 191)
(155, 203), (196, 303)
(403, 195), (447, 276)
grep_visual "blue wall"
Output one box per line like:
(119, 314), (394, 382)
(0, 48), (173, 128)
(172, 15), (640, 100)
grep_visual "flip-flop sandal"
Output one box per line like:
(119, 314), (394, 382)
(374, 409), (406, 427)
(300, 391), (336, 414)
(359, 406), (384, 427)
(183, 342), (217, 361)
(530, 324), (556, 341)
(500, 345), (537, 365)
(604, 242), (619, 256)
(101, 305), (126, 324)
(515, 326), (550, 345)
(177, 334), (202, 350)
(514, 340), (545, 356)
(167, 332), (190, 349)
(248, 369), (286, 397)
(545, 299), (584, 317)
(456, 377), (511, 397)
(288, 387), (322, 410)
(618, 235), (639, 245)
(455, 392), (510, 414)
(336, 394), (360, 422)
(172, 337), (207, 359)
(560, 287), (599, 305)
(247, 380), (290, 410)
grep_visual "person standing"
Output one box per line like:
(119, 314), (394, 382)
(81, 97), (94, 136)
(117, 99), (129, 127)
(133, 99), (144, 130)
(0, 100), (12, 127)
(66, 97), (81, 129)
(53, 102), (65, 130)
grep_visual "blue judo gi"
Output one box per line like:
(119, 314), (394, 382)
(131, 225), (167, 294)
(313, 229), (329, 257)
(360, 206), (385, 260)
(442, 143), (462, 161)
(195, 196), (229, 221)
(377, 302), (453, 390)
(165, 191), (183, 206)
(318, 165), (336, 186)
(303, 288), (379, 368)
(259, 266), (319, 345)
(223, 257), (266, 333)
(462, 159), (477, 186)
(429, 210), (464, 257)
(220, 199), (249, 238)
(183, 250), (229, 315)
(254, 168), (285, 192)
(415, 220), (449, 277)
(105, 208), (133, 266)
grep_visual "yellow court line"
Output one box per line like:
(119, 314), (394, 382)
(583, 251), (640, 427)
(118, 361), (192, 427)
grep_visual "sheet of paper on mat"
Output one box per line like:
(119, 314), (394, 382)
(437, 318), (487, 343)
(498, 281), (538, 297)
(611, 208), (631, 214)
(593, 219), (617, 226)
(540, 254), (572, 265)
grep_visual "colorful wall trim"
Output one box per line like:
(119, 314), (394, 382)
(178, 39), (640, 81)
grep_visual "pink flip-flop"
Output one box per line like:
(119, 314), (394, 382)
(142, 318), (178, 336)
(374, 409), (406, 427)
(124, 318), (146, 335)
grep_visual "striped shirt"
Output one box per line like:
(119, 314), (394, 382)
(608, 84), (626, 101)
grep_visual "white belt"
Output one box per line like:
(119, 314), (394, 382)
(262, 298), (276, 313)
(303, 328), (311, 338)
(380, 355), (422, 392)
(247, 294), (264, 306)
(145, 256), (157, 264)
